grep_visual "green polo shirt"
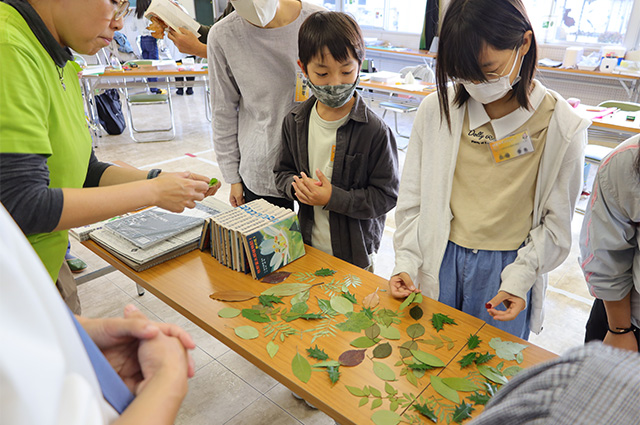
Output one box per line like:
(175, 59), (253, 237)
(0, 3), (92, 281)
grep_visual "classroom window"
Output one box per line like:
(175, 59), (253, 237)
(524, 0), (639, 47)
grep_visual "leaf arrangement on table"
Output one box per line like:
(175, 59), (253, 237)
(210, 267), (528, 425)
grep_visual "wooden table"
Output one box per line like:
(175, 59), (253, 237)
(84, 241), (556, 424)
(359, 79), (436, 100)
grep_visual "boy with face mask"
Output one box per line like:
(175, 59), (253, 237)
(208, 0), (324, 209)
(274, 11), (399, 271)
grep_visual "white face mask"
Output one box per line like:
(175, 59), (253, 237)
(231, 0), (279, 27)
(461, 49), (523, 104)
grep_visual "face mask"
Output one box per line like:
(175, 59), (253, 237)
(461, 49), (523, 104)
(231, 0), (278, 27)
(306, 77), (360, 109)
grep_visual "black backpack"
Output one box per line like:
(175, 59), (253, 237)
(95, 89), (126, 135)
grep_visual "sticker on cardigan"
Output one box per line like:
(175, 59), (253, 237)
(488, 131), (534, 164)
(295, 71), (311, 102)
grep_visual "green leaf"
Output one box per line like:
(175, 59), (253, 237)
(406, 323), (426, 339)
(374, 309), (399, 327)
(411, 349), (445, 367)
(385, 382), (397, 396)
(234, 325), (259, 340)
(327, 365), (340, 384)
(417, 335), (444, 349)
(358, 397), (368, 407)
(398, 292), (416, 311)
(314, 268), (337, 277)
(409, 305), (423, 320)
(516, 351), (524, 364)
(431, 313), (457, 332)
(241, 308), (271, 323)
(405, 369), (418, 387)
(430, 375), (460, 403)
(373, 361), (396, 381)
(261, 283), (315, 297)
(414, 293), (423, 304)
(306, 345), (329, 361)
(407, 362), (434, 371)
(413, 403), (438, 423)
(476, 364), (509, 385)
(489, 337), (528, 361)
(299, 313), (324, 320)
(467, 392), (491, 406)
(218, 307), (241, 318)
(291, 302), (309, 314)
(365, 324), (381, 340)
(330, 296), (354, 315)
(292, 352), (312, 383)
(458, 352), (478, 369)
(466, 334), (481, 350)
(398, 340), (419, 358)
(335, 312), (374, 333)
(389, 400), (399, 412)
(345, 385), (366, 397)
(373, 342), (393, 359)
(442, 377), (481, 392)
(350, 336), (380, 348)
(371, 398), (383, 410)
(258, 294), (284, 308)
(452, 402), (475, 423)
(378, 325), (401, 340)
(502, 365), (524, 377)
(266, 341), (279, 358)
(371, 410), (402, 425)
(317, 298), (337, 316)
(474, 352), (495, 365)
(313, 360), (341, 368)
(370, 386), (382, 397)
(290, 289), (310, 305)
(341, 291), (357, 304)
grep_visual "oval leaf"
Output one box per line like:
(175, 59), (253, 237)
(292, 352), (312, 383)
(398, 340), (418, 358)
(210, 290), (256, 302)
(398, 292), (416, 311)
(339, 349), (367, 367)
(241, 308), (271, 323)
(373, 361), (396, 381)
(363, 289), (380, 309)
(409, 305), (423, 321)
(477, 364), (509, 385)
(312, 360), (341, 368)
(234, 325), (259, 340)
(430, 375), (459, 403)
(266, 341), (279, 358)
(441, 377), (481, 392)
(411, 349), (445, 367)
(378, 325), (401, 340)
(406, 323), (426, 339)
(365, 324), (381, 340)
(371, 398), (383, 410)
(350, 336), (379, 348)
(373, 342), (393, 359)
(371, 410), (402, 425)
(330, 296), (354, 315)
(218, 307), (241, 318)
(345, 385), (366, 396)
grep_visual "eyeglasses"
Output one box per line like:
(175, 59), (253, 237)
(113, 0), (131, 20)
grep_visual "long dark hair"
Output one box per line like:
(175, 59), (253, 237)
(436, 0), (537, 129)
(135, 0), (152, 19)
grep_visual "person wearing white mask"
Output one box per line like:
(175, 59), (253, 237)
(208, 0), (324, 208)
(389, 0), (589, 340)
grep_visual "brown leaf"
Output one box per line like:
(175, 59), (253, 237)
(338, 349), (367, 367)
(363, 288), (380, 309)
(261, 271), (292, 284)
(210, 290), (257, 302)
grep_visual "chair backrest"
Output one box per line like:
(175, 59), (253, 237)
(597, 100), (640, 112)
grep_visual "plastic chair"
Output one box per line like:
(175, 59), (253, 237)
(123, 82), (176, 142)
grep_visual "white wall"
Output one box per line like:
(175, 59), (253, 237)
(180, 0), (196, 18)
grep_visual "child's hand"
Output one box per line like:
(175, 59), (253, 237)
(292, 169), (332, 206)
(485, 291), (526, 321)
(389, 272), (420, 298)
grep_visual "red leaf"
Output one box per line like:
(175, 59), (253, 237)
(338, 349), (367, 367)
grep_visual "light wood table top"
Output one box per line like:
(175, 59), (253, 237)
(84, 241), (556, 424)
(359, 79), (436, 99)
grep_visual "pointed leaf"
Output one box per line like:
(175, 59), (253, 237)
(369, 386), (382, 397)
(414, 293), (423, 303)
(378, 325), (401, 340)
(327, 365), (340, 384)
(489, 337), (528, 361)
(409, 305), (423, 320)
(414, 403), (438, 422)
(373, 361), (396, 381)
(339, 349), (367, 367)
(314, 268), (337, 276)
(341, 291), (357, 304)
(234, 325), (259, 340)
(467, 392), (491, 406)
(345, 385), (366, 396)
(466, 334), (481, 350)
(262, 283), (316, 297)
(350, 336), (379, 348)
(452, 402), (475, 423)
(385, 382), (397, 396)
(335, 312), (374, 333)
(306, 345), (329, 361)
(261, 271), (291, 284)
(312, 360), (341, 368)
(358, 397), (368, 407)
(371, 410), (402, 425)
(365, 324), (381, 340)
(373, 342), (393, 359)
(405, 369), (418, 387)
(477, 364), (509, 385)
(430, 375), (460, 403)
(241, 308), (271, 323)
(431, 313), (457, 332)
(292, 352), (312, 383)
(503, 365), (524, 377)
(363, 289), (380, 309)
(331, 296), (354, 315)
(406, 323), (426, 339)
(458, 352), (478, 369)
(442, 377), (481, 392)
(210, 290), (257, 302)
(398, 340), (418, 358)
(218, 307), (241, 318)
(411, 349), (445, 367)
(371, 398), (383, 410)
(398, 292), (416, 311)
(291, 289), (310, 305)
(474, 352), (495, 365)
(266, 341), (279, 358)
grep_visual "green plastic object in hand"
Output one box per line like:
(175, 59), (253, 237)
(209, 177), (219, 187)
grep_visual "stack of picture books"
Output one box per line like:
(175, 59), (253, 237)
(201, 199), (305, 279)
(89, 197), (231, 271)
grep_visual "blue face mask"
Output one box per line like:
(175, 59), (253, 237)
(306, 76), (360, 108)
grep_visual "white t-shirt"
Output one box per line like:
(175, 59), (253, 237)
(307, 101), (350, 255)
(0, 206), (117, 425)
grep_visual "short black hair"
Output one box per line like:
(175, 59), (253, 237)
(136, 0), (152, 19)
(436, 0), (537, 128)
(298, 11), (364, 71)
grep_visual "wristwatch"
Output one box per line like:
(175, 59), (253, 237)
(147, 168), (162, 179)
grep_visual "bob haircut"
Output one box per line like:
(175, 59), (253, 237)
(298, 11), (365, 71)
(436, 0), (537, 129)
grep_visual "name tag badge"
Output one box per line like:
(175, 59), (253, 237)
(488, 131), (534, 164)
(294, 71), (311, 103)
(330, 145), (336, 162)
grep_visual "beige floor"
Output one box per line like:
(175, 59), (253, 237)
(71, 88), (594, 424)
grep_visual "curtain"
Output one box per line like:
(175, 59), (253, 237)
(419, 0), (440, 51)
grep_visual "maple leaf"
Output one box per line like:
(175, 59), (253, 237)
(258, 294), (284, 308)
(315, 268), (337, 277)
(306, 345), (329, 361)
(431, 313), (457, 332)
(466, 334), (481, 350)
(327, 365), (340, 384)
(413, 403), (438, 423)
(474, 352), (495, 365)
(452, 402), (475, 423)
(458, 352), (478, 369)
(467, 392), (491, 406)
